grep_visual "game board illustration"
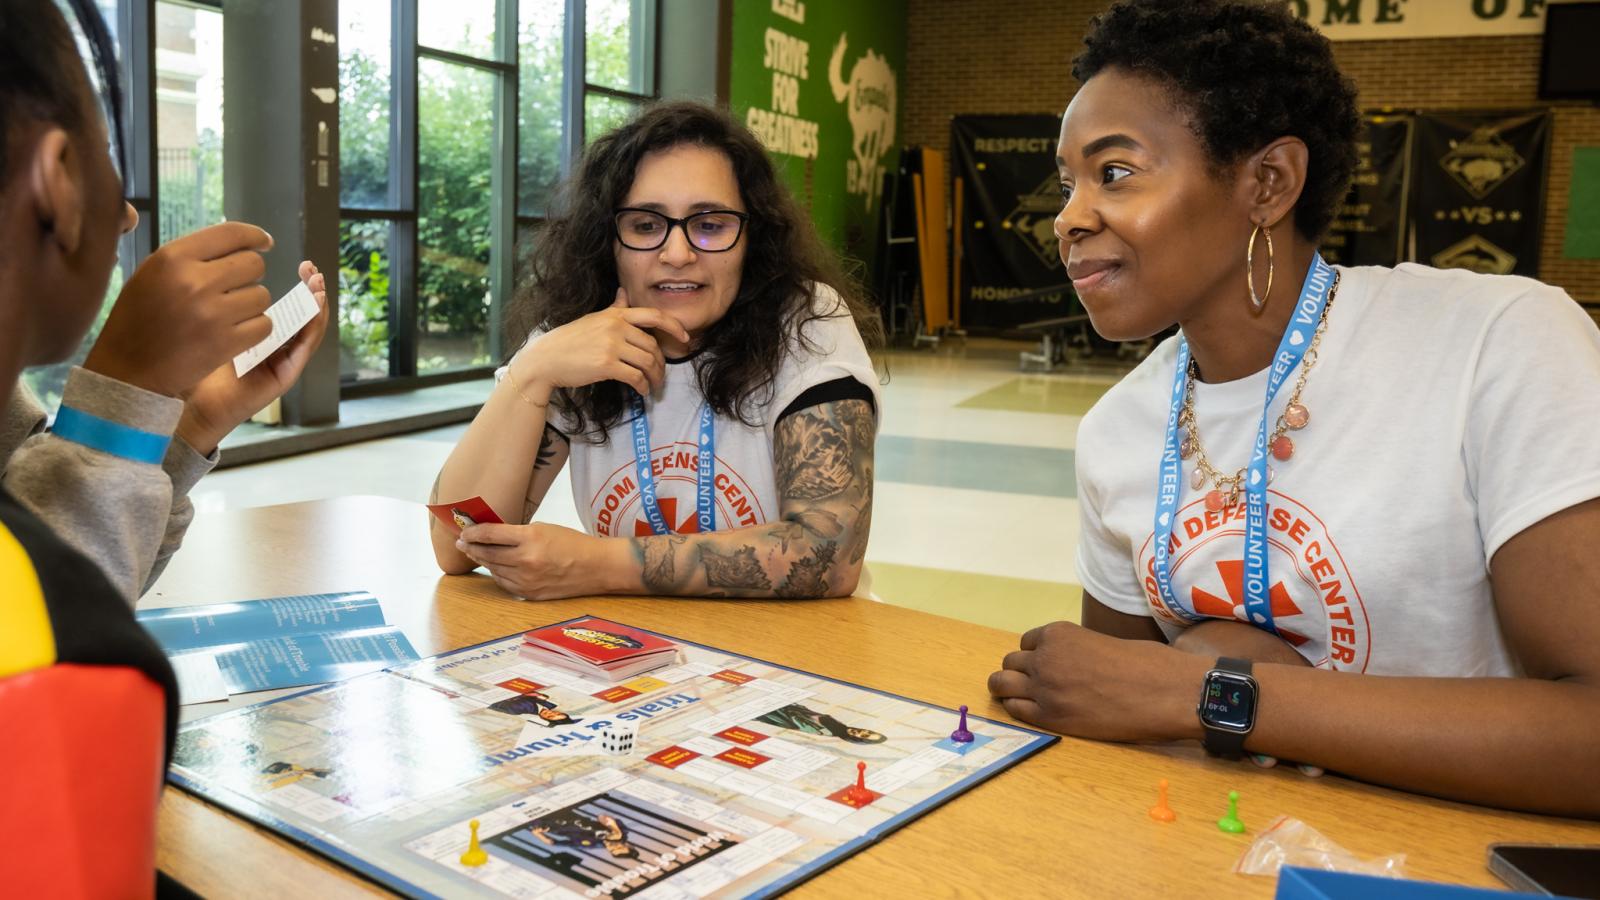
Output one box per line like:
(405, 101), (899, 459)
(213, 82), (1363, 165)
(169, 617), (1057, 898)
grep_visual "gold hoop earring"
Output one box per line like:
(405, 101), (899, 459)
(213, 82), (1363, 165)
(1246, 223), (1274, 312)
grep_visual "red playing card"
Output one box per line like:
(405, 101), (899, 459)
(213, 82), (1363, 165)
(427, 496), (506, 535)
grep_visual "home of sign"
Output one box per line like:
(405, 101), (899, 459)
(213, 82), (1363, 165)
(1282, 0), (1555, 40)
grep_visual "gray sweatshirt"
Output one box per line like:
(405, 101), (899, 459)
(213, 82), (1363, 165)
(2, 367), (217, 605)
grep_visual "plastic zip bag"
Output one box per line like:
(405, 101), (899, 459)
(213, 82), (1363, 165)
(1234, 816), (1408, 878)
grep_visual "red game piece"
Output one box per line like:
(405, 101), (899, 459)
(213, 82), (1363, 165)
(848, 761), (871, 803)
(828, 760), (882, 808)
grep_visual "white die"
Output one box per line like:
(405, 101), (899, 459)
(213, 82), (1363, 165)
(599, 723), (636, 756)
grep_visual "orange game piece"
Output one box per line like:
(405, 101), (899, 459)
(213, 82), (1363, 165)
(1149, 778), (1176, 822)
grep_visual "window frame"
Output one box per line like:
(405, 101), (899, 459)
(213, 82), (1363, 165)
(341, 0), (660, 397)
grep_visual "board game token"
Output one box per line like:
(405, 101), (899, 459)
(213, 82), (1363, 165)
(847, 761), (873, 804)
(1148, 778), (1176, 822)
(460, 819), (488, 867)
(950, 705), (974, 743)
(1216, 790), (1245, 834)
(600, 722), (637, 755)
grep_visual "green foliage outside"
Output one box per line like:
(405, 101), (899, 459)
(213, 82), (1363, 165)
(337, 2), (644, 379)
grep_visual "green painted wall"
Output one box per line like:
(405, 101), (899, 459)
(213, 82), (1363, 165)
(728, 0), (907, 265)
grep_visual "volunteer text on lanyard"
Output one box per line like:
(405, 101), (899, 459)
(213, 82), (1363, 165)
(1150, 254), (1335, 633)
(628, 392), (716, 535)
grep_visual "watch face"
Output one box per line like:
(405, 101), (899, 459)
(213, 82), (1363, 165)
(1201, 673), (1256, 732)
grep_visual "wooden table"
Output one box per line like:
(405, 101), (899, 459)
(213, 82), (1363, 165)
(148, 496), (1597, 898)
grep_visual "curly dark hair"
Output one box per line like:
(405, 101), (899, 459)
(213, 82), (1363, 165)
(511, 100), (883, 443)
(1072, 0), (1360, 241)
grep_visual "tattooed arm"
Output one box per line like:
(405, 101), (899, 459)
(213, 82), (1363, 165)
(625, 397), (876, 599)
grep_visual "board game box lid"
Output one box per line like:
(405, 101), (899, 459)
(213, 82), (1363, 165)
(522, 617), (678, 665)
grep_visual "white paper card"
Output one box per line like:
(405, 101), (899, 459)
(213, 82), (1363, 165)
(233, 281), (319, 377)
(170, 651), (229, 705)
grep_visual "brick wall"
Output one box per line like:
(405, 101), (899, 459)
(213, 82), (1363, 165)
(906, 2), (1600, 301)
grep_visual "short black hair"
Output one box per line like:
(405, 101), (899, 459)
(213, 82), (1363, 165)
(1073, 0), (1359, 241)
(0, 0), (124, 182)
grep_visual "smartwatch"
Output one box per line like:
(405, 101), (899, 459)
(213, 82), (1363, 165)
(1198, 656), (1257, 760)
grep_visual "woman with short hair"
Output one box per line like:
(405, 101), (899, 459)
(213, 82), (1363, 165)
(988, 0), (1600, 818)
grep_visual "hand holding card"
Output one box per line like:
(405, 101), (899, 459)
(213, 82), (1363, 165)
(234, 281), (321, 377)
(427, 496), (506, 536)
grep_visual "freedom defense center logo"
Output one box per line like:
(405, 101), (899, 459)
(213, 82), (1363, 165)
(1136, 491), (1373, 672)
(560, 628), (643, 651)
(590, 443), (767, 537)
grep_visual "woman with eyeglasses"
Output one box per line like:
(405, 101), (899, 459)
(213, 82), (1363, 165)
(430, 101), (884, 601)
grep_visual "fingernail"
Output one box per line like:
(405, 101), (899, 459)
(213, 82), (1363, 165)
(455, 540), (467, 551)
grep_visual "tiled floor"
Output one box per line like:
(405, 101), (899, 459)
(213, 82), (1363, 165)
(189, 338), (1128, 634)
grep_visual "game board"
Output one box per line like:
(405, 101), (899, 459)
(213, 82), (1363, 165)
(169, 616), (1057, 898)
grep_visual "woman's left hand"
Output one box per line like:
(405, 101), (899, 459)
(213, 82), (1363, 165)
(987, 621), (1208, 742)
(455, 522), (599, 600)
(1169, 619), (1325, 776)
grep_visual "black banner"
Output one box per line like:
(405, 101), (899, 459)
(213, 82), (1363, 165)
(1323, 114), (1412, 268)
(951, 115), (1074, 329)
(1410, 110), (1550, 277)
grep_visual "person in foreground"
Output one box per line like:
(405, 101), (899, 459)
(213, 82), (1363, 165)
(0, 0), (327, 889)
(988, 0), (1600, 819)
(431, 102), (882, 601)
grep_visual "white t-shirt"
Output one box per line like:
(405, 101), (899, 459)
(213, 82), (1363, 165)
(1076, 264), (1600, 677)
(522, 284), (879, 539)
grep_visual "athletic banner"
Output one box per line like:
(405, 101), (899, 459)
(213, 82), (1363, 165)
(1322, 114), (1413, 268)
(1410, 110), (1550, 277)
(951, 115), (1073, 329)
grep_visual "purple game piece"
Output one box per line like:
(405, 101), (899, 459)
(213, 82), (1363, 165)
(950, 704), (974, 743)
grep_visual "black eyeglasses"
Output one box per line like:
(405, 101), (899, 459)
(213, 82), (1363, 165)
(614, 208), (750, 253)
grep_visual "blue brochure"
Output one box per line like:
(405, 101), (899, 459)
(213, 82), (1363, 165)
(138, 592), (416, 696)
(208, 626), (420, 694)
(138, 591), (387, 652)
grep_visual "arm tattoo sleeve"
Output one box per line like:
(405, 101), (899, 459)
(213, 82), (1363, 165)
(700, 544), (773, 591)
(773, 411), (855, 502)
(638, 533), (688, 594)
(777, 541), (838, 598)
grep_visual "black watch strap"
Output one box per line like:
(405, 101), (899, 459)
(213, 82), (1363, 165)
(1202, 656), (1254, 760)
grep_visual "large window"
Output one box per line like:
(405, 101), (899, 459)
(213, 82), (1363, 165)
(340, 0), (659, 388)
(583, 0), (654, 136)
(20, 0), (660, 406)
(154, 0), (224, 244)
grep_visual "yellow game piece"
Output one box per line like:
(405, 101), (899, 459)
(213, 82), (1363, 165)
(460, 819), (488, 867)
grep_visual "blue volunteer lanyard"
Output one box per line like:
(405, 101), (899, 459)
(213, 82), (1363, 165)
(628, 392), (716, 535)
(1151, 254), (1335, 633)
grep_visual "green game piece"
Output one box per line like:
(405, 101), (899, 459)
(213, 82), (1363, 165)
(1216, 790), (1245, 833)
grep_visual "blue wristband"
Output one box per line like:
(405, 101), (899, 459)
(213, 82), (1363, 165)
(51, 405), (171, 465)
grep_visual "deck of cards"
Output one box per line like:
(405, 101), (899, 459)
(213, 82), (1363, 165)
(426, 496), (506, 535)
